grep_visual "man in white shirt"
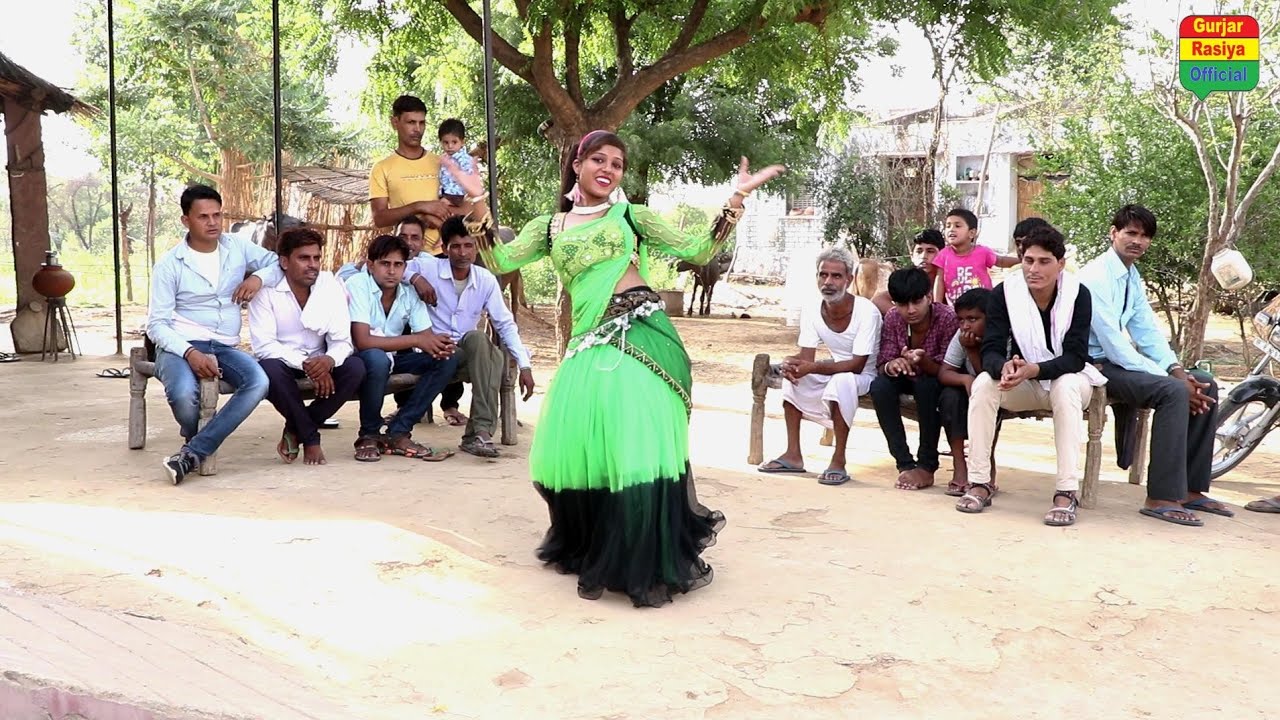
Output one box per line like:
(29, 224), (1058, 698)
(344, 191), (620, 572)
(758, 247), (882, 485)
(249, 228), (366, 466)
(404, 216), (535, 457)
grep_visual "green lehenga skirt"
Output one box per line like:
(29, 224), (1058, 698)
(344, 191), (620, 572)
(529, 288), (725, 607)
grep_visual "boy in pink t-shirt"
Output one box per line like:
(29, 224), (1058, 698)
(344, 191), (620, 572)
(931, 208), (1019, 305)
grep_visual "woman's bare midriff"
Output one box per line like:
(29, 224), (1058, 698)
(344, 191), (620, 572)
(614, 265), (647, 295)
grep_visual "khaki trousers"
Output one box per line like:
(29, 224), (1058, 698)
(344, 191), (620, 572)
(453, 330), (506, 440)
(967, 372), (1094, 491)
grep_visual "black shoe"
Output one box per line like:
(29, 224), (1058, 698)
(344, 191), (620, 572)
(162, 450), (199, 485)
(320, 418), (340, 430)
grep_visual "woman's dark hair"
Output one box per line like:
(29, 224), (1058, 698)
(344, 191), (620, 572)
(276, 227), (324, 257)
(366, 233), (411, 262)
(1021, 225), (1067, 260)
(558, 130), (627, 212)
(887, 267), (932, 304)
(953, 287), (991, 315)
(1110, 204), (1157, 238)
(438, 118), (466, 140)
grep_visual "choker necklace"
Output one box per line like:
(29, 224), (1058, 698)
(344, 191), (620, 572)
(569, 202), (610, 215)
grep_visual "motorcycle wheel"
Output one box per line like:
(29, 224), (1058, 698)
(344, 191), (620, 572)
(1211, 396), (1275, 478)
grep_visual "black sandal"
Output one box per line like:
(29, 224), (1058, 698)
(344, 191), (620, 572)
(955, 483), (994, 514)
(1044, 491), (1079, 527)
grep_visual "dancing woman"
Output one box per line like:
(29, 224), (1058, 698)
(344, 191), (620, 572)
(453, 130), (783, 607)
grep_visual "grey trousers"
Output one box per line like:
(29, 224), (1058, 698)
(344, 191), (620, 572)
(1098, 363), (1218, 501)
(453, 330), (506, 440)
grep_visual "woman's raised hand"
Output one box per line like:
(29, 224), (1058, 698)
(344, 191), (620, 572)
(736, 156), (787, 194)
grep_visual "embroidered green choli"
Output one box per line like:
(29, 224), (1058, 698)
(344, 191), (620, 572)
(481, 203), (727, 337)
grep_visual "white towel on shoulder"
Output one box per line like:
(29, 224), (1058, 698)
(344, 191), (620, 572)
(1002, 270), (1106, 391)
(298, 271), (354, 362)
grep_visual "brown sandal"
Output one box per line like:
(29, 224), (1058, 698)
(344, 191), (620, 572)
(354, 436), (381, 462)
(385, 433), (454, 462)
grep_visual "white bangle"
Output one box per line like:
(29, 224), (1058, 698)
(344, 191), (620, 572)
(466, 191), (490, 203)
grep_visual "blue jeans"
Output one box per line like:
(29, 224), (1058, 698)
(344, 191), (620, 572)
(357, 348), (461, 437)
(153, 340), (269, 460)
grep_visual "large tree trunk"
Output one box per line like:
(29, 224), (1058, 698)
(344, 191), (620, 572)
(120, 203), (134, 303)
(217, 147), (253, 222)
(5, 104), (53, 353)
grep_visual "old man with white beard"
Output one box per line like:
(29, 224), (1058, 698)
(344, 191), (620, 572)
(758, 247), (883, 485)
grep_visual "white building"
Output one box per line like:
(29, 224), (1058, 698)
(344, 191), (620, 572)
(848, 104), (1053, 255)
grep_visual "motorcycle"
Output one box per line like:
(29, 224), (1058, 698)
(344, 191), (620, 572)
(1211, 292), (1280, 477)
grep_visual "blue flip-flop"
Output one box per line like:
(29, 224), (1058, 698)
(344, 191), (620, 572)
(1182, 497), (1235, 517)
(1139, 505), (1204, 527)
(818, 469), (851, 485)
(758, 457), (806, 474)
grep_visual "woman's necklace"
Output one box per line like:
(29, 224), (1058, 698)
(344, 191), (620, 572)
(568, 202), (610, 215)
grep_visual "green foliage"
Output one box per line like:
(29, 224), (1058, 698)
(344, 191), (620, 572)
(1035, 80), (1280, 348)
(816, 149), (884, 257)
(74, 0), (353, 182)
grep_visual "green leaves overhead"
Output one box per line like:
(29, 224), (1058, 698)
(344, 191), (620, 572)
(76, 0), (350, 182)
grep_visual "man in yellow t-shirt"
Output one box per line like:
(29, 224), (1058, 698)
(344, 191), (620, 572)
(369, 95), (452, 255)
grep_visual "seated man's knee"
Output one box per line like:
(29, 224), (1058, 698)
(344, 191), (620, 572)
(869, 375), (896, 398)
(459, 330), (490, 350)
(359, 349), (392, 378)
(970, 372), (998, 399)
(1049, 374), (1090, 407)
(240, 361), (270, 399)
(1148, 374), (1189, 407)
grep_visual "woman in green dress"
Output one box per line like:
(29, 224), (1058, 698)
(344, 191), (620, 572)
(458, 130), (783, 607)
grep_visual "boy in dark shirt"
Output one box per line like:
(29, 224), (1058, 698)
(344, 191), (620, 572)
(938, 287), (991, 496)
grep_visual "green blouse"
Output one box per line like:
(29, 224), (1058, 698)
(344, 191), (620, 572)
(483, 203), (727, 337)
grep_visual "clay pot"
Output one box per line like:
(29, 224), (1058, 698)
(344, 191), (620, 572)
(32, 250), (76, 299)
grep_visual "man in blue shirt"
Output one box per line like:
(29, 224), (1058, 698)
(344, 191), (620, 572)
(1080, 204), (1226, 527)
(346, 234), (459, 462)
(146, 185), (275, 484)
(405, 216), (536, 457)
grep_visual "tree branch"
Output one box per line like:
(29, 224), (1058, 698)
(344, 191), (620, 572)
(565, 9), (584, 105)
(592, 17), (762, 126)
(1219, 92), (1248, 239)
(169, 155), (222, 184)
(528, 15), (583, 128)
(185, 51), (219, 147)
(612, 8), (635, 80)
(439, 0), (535, 82)
(1230, 132), (1280, 236)
(667, 0), (710, 56)
(1164, 91), (1222, 238)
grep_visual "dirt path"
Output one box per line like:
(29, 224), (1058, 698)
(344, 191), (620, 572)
(1, 286), (1279, 718)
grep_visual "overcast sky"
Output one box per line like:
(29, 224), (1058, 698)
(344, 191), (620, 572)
(0, 0), (1214, 177)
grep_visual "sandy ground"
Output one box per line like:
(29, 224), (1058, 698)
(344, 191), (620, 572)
(2, 285), (1280, 719)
